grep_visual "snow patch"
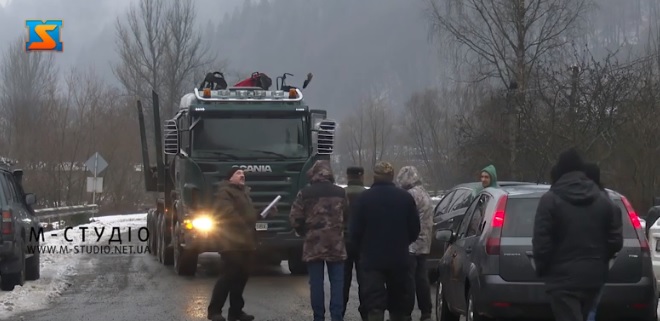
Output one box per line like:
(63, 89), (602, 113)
(0, 213), (148, 319)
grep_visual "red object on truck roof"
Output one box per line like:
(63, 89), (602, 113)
(234, 72), (272, 90)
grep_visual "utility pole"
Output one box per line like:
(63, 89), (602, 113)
(93, 152), (98, 205)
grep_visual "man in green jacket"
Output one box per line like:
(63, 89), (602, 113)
(473, 164), (499, 197)
(208, 168), (275, 321)
(343, 166), (368, 321)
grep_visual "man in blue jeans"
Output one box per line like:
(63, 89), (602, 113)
(290, 160), (349, 321)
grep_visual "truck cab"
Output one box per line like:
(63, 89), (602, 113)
(139, 84), (336, 276)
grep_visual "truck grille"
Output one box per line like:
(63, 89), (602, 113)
(245, 174), (293, 211)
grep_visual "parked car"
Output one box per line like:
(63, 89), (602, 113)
(434, 184), (657, 321)
(648, 217), (660, 293)
(0, 166), (41, 291)
(427, 181), (535, 283)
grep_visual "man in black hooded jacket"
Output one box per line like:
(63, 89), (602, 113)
(532, 148), (623, 321)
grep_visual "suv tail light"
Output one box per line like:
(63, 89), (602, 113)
(486, 195), (508, 255)
(621, 196), (649, 253)
(1, 211), (12, 235)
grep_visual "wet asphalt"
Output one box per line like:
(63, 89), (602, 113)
(8, 230), (437, 321)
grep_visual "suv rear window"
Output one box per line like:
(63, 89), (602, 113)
(500, 197), (636, 238)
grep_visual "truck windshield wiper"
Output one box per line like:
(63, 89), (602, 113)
(197, 151), (239, 160)
(244, 149), (288, 159)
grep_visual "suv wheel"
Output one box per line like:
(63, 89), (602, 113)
(25, 247), (40, 280)
(1, 250), (26, 291)
(435, 282), (458, 321)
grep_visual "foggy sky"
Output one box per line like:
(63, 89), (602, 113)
(0, 0), (655, 120)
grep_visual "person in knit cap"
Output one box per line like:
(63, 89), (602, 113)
(350, 161), (420, 321)
(532, 148), (622, 321)
(207, 167), (276, 321)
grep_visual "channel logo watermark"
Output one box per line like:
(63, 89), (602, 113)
(27, 226), (152, 255)
(28, 244), (150, 255)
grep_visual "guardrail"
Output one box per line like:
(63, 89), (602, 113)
(34, 204), (99, 220)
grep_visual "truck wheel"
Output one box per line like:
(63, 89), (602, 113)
(159, 217), (174, 266)
(25, 248), (40, 281)
(287, 253), (308, 275)
(156, 215), (164, 263)
(1, 249), (26, 291)
(148, 213), (157, 256)
(173, 223), (198, 276)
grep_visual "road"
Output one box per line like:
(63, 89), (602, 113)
(8, 230), (436, 321)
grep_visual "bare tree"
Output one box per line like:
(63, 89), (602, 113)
(113, 0), (167, 103)
(161, 0), (221, 115)
(402, 89), (455, 188)
(336, 93), (396, 183)
(427, 0), (591, 177)
(114, 0), (221, 113)
(337, 105), (367, 167)
(0, 36), (58, 161)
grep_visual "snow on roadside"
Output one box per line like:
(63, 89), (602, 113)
(0, 213), (148, 319)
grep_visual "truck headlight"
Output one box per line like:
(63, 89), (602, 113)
(191, 216), (214, 231)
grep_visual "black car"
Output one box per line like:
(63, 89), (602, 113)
(434, 184), (657, 321)
(0, 166), (41, 291)
(427, 181), (534, 283)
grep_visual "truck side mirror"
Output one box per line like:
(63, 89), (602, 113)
(312, 119), (336, 155)
(164, 119), (179, 155)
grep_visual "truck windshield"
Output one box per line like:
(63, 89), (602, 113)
(191, 115), (308, 159)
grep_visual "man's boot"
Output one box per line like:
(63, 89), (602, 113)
(367, 309), (385, 321)
(389, 314), (411, 321)
(227, 311), (254, 321)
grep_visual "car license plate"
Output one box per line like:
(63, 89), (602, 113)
(256, 223), (268, 231)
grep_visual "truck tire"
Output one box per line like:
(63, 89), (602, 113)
(1, 248), (26, 291)
(156, 214), (164, 263)
(287, 253), (308, 275)
(158, 216), (174, 266)
(173, 223), (198, 276)
(25, 249), (40, 281)
(148, 212), (158, 256)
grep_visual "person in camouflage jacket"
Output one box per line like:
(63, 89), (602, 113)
(289, 160), (349, 321)
(395, 166), (434, 321)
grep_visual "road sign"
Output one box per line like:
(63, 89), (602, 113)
(86, 177), (103, 193)
(85, 152), (108, 175)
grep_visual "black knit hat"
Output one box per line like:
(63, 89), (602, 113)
(554, 147), (584, 179)
(583, 162), (602, 188)
(346, 166), (364, 177)
(226, 167), (241, 180)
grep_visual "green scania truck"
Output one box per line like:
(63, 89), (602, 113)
(137, 73), (336, 276)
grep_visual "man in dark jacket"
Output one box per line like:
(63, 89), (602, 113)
(208, 168), (260, 321)
(343, 166), (368, 321)
(582, 162), (621, 321)
(350, 161), (420, 321)
(290, 160), (348, 321)
(532, 149), (623, 321)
